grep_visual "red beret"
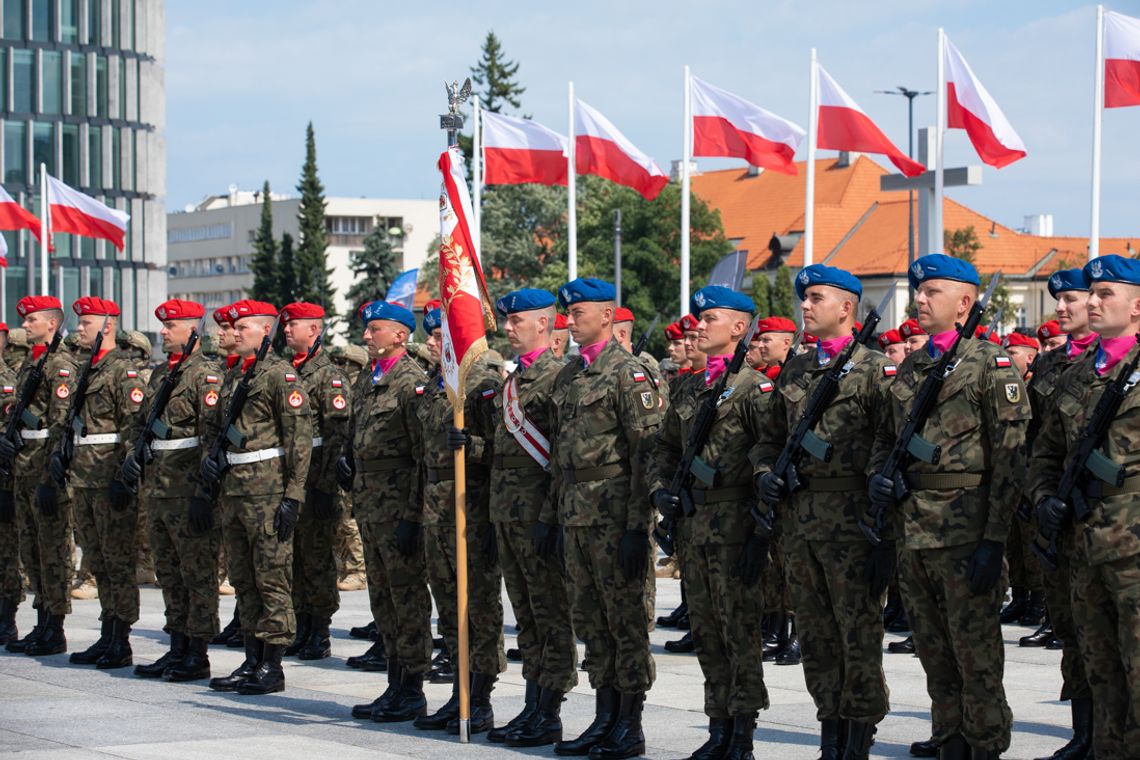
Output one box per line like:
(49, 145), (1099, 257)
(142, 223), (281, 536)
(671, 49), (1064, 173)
(878, 329), (903, 350)
(16, 295), (62, 317)
(899, 318), (926, 338)
(423, 298), (442, 316)
(975, 324), (1001, 344)
(72, 296), (120, 317)
(554, 313), (568, 330)
(614, 307), (635, 323)
(757, 316), (796, 334)
(664, 322), (684, 340)
(213, 305), (233, 326)
(1037, 320), (1063, 342)
(802, 332), (819, 344)
(280, 302), (326, 322)
(227, 300), (277, 321)
(155, 299), (204, 321)
(679, 314), (700, 332)
(1004, 332), (1039, 350)
(0, 323), (7, 333)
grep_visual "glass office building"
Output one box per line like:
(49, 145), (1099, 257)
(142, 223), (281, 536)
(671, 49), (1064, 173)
(0, 0), (165, 329)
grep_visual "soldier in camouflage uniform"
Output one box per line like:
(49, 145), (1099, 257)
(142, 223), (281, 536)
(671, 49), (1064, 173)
(279, 302), (350, 662)
(651, 286), (773, 760)
(0, 357), (21, 646)
(124, 299), (221, 682)
(1029, 255), (1140, 760)
(208, 304), (243, 646)
(870, 255), (1029, 758)
(4, 326), (30, 374)
(331, 343), (368, 591)
(339, 301), (432, 724)
(0, 297), (77, 656)
(542, 277), (663, 759)
(200, 300), (312, 695)
(756, 266), (894, 759)
(119, 330), (157, 587)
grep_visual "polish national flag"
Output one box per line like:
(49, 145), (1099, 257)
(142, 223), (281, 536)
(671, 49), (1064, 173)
(944, 37), (1026, 169)
(1105, 10), (1140, 108)
(483, 111), (569, 187)
(47, 175), (129, 251)
(0, 234), (7, 267)
(691, 76), (806, 175)
(816, 65), (925, 177)
(575, 99), (668, 201)
(0, 185), (43, 241)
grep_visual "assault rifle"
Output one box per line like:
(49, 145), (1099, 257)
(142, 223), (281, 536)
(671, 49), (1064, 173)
(294, 322), (328, 374)
(51, 316), (109, 486)
(0, 331), (63, 475)
(632, 315), (660, 358)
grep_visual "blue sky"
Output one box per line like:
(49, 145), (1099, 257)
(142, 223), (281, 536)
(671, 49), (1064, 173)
(166, 0), (1140, 238)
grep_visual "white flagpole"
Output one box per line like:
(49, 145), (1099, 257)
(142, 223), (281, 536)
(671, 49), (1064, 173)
(568, 82), (577, 281)
(472, 99), (482, 254)
(804, 49), (818, 267)
(1090, 5), (1105, 260)
(935, 28), (946, 253)
(680, 65), (692, 316)
(39, 163), (48, 294)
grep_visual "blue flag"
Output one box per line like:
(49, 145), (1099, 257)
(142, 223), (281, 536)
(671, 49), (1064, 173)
(384, 269), (419, 310)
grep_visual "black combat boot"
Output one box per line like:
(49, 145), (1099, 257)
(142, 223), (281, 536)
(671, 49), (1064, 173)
(686, 717), (731, 760)
(284, 612), (311, 657)
(349, 620), (378, 640)
(819, 718), (843, 760)
(938, 734), (969, 760)
(26, 613), (67, 656)
(665, 631), (695, 653)
(0, 598), (18, 646)
(70, 617), (111, 663)
(211, 608), (240, 646)
(135, 631), (187, 678)
(842, 721), (876, 760)
(587, 691), (645, 760)
(886, 604), (911, 633)
(910, 736), (940, 757)
(508, 685), (565, 747)
(429, 646), (455, 683)
(372, 668), (428, 722)
(888, 635), (916, 655)
(775, 616), (802, 666)
(164, 636), (211, 682)
(490, 678), (540, 742)
(352, 658), (401, 718)
(970, 747), (999, 759)
(447, 672), (496, 734)
(721, 711), (758, 760)
(763, 613), (787, 661)
(7, 605), (44, 653)
(998, 588), (1027, 624)
(882, 589), (902, 627)
(95, 618), (132, 668)
(237, 642), (285, 694)
(346, 639), (387, 670)
(555, 685), (619, 756)
(209, 635), (262, 691)
(1019, 590), (1047, 626)
(298, 617), (331, 660)
(657, 587), (688, 628)
(413, 681), (459, 731)
(1019, 617), (1054, 647)
(1034, 696), (1092, 760)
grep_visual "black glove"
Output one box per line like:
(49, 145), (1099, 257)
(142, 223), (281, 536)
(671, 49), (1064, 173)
(481, 524), (499, 565)
(868, 473), (897, 510)
(395, 518), (422, 557)
(1035, 496), (1068, 538)
(968, 539), (1004, 595)
(0, 490), (14, 523)
(618, 529), (649, 581)
(335, 455), (355, 492)
(309, 489), (338, 521)
(120, 450), (144, 483)
(110, 480), (134, 511)
(758, 471), (788, 504)
(49, 450), (68, 485)
(36, 483), (58, 517)
(0, 435), (18, 465)
(864, 541), (896, 598)
(446, 426), (469, 451)
(188, 495), (214, 535)
(273, 498), (301, 542)
(533, 520), (559, 557)
(731, 533), (769, 587)
(650, 488), (681, 520)
(200, 452), (226, 486)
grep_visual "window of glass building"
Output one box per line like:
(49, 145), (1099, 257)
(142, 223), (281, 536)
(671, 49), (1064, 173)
(110, 126), (120, 189)
(125, 128), (134, 191)
(69, 53), (86, 115)
(31, 0), (52, 41)
(12, 50), (34, 114)
(88, 124), (102, 188)
(118, 56), (126, 120)
(122, 0), (133, 50)
(95, 56), (107, 118)
(60, 0), (79, 43)
(3, 0), (24, 40)
(4, 122), (26, 184)
(0, 50), (6, 109)
(62, 124), (80, 185)
(87, 0), (101, 46)
(110, 0), (120, 48)
(32, 122), (54, 177)
(42, 51), (62, 114)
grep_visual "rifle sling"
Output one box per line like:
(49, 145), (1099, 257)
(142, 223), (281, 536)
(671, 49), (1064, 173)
(904, 472), (987, 490)
(1084, 475), (1140, 499)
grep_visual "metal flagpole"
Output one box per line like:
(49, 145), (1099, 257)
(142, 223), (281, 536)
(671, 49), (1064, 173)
(680, 65), (692, 317)
(934, 28), (946, 253)
(614, 209), (622, 305)
(568, 82), (577, 280)
(473, 99), (482, 254)
(1090, 5), (1105, 260)
(804, 49), (818, 267)
(40, 163), (49, 294)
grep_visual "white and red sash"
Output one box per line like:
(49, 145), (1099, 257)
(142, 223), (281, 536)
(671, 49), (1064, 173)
(503, 374), (551, 470)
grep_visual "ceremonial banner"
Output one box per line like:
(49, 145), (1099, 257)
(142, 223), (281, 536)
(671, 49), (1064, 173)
(483, 111), (569, 186)
(691, 75), (805, 175)
(575, 99), (668, 200)
(47, 175), (129, 251)
(944, 35), (1027, 168)
(1105, 9), (1140, 108)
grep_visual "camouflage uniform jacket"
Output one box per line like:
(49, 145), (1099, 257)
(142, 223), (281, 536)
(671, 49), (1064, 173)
(650, 362), (775, 545)
(875, 338), (1030, 550)
(755, 342), (896, 543)
(297, 349), (351, 497)
(1028, 343), (1140, 565)
(0, 361), (16, 489)
(544, 338), (664, 530)
(487, 348), (564, 525)
(68, 346), (146, 489)
(1026, 344), (1080, 443)
(349, 351), (427, 523)
(205, 353), (312, 503)
(10, 342), (78, 474)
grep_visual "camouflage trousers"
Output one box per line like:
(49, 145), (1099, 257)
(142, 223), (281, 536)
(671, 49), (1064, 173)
(219, 493), (294, 646)
(496, 519), (578, 692)
(1071, 551), (1140, 758)
(899, 543), (1012, 753)
(1043, 528), (1089, 701)
(564, 524), (655, 693)
(763, 532), (790, 614)
(787, 537), (889, 723)
(147, 497), (220, 640)
(683, 540), (768, 717)
(1005, 517), (1043, 591)
(135, 497), (154, 579)
(425, 522), (506, 676)
(334, 493), (365, 577)
(14, 475), (73, 614)
(291, 496), (340, 619)
(73, 486), (139, 624)
(356, 514), (432, 674)
(0, 510), (22, 603)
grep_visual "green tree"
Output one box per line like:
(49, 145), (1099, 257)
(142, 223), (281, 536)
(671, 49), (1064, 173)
(247, 180), (278, 302)
(278, 232), (297, 304)
(944, 226), (1010, 328)
(771, 266), (796, 319)
(750, 271), (772, 314)
(294, 122), (335, 315)
(345, 222), (403, 340)
(470, 31), (525, 113)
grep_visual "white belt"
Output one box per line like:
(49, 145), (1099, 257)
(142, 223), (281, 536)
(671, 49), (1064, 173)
(74, 433), (121, 446)
(19, 429), (49, 440)
(311, 437), (324, 448)
(226, 447), (284, 466)
(151, 436), (200, 452)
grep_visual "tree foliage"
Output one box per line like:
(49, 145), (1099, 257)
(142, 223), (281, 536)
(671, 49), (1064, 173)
(345, 223), (403, 340)
(294, 122), (336, 317)
(770, 266), (796, 319)
(470, 31), (525, 113)
(945, 226), (1011, 329)
(247, 180), (278, 302)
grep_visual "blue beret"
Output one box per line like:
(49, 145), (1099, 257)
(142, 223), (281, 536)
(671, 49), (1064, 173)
(496, 288), (556, 316)
(794, 264), (863, 302)
(557, 277), (616, 308)
(1047, 268), (1086, 298)
(361, 301), (416, 332)
(690, 285), (756, 317)
(1082, 254), (1140, 288)
(908, 253), (980, 290)
(422, 308), (441, 333)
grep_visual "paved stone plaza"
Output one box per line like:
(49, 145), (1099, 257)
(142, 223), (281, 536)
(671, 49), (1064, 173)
(1, 579), (1073, 759)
